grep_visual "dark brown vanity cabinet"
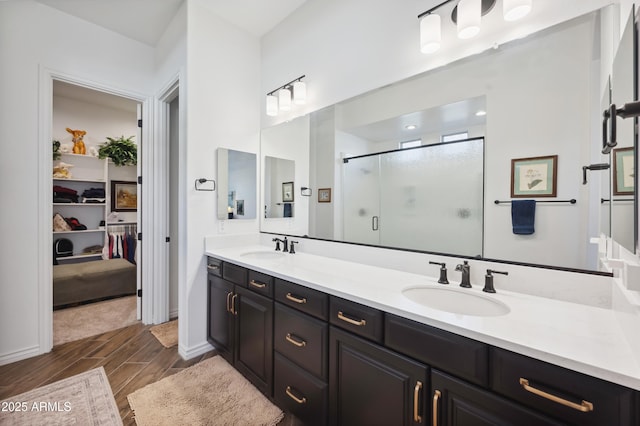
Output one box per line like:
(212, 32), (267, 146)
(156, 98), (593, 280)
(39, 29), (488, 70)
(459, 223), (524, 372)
(207, 259), (273, 396)
(273, 279), (329, 425)
(329, 326), (428, 426)
(431, 370), (564, 426)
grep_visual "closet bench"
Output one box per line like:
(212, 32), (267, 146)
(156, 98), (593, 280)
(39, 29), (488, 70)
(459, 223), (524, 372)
(53, 258), (136, 308)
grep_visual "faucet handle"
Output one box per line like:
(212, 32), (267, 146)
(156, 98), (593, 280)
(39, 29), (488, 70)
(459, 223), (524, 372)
(429, 261), (449, 284)
(483, 269), (508, 293)
(272, 237), (282, 251)
(289, 241), (298, 254)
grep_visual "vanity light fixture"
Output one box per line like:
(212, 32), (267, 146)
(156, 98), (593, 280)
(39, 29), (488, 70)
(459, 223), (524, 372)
(418, 0), (532, 54)
(475, 110), (487, 116)
(265, 75), (306, 116)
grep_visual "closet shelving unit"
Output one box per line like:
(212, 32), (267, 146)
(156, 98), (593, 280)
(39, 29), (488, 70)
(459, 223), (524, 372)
(53, 152), (108, 262)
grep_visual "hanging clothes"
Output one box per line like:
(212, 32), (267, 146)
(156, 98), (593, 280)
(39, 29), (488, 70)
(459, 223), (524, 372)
(107, 224), (137, 264)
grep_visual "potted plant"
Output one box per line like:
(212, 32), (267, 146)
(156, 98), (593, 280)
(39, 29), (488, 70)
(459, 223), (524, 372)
(98, 135), (137, 166)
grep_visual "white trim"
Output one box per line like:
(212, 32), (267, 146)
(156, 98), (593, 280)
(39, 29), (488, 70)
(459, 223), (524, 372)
(38, 67), (152, 357)
(0, 345), (41, 366)
(178, 341), (214, 361)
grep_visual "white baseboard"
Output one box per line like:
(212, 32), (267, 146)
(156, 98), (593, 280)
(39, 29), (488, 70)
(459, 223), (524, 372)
(169, 308), (179, 320)
(0, 345), (42, 366)
(178, 340), (213, 361)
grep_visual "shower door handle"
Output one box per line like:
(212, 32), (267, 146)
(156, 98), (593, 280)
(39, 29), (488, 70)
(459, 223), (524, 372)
(372, 216), (379, 231)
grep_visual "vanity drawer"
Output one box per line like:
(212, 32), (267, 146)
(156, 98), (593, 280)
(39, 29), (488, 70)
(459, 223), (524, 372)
(275, 278), (328, 320)
(385, 313), (489, 387)
(275, 303), (328, 380)
(222, 262), (247, 286)
(490, 347), (638, 426)
(274, 352), (328, 426)
(206, 257), (222, 277)
(329, 296), (383, 343)
(248, 270), (274, 298)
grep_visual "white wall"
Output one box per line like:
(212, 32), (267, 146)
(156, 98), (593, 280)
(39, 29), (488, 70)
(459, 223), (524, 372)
(0, 0), (155, 364)
(181, 0), (261, 358)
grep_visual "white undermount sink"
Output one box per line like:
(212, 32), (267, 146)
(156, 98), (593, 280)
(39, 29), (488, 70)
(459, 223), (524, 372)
(239, 251), (286, 260)
(402, 286), (510, 317)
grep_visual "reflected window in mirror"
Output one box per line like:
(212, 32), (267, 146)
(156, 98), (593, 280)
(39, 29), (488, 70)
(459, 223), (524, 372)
(217, 148), (257, 220)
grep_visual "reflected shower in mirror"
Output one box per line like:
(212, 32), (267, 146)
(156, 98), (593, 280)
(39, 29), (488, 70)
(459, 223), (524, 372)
(264, 156), (295, 218)
(217, 148), (257, 220)
(260, 7), (626, 273)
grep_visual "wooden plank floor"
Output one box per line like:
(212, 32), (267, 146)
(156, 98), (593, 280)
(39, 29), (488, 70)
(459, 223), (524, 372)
(0, 323), (217, 425)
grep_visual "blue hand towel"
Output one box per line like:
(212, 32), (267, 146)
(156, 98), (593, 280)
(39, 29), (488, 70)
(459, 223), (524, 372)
(283, 202), (292, 218)
(511, 199), (536, 235)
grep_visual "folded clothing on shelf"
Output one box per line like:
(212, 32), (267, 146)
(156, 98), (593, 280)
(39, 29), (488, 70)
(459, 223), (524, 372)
(53, 185), (78, 203)
(82, 198), (106, 203)
(82, 188), (105, 198)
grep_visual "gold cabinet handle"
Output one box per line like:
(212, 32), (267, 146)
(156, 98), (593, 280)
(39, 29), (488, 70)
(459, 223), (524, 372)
(249, 279), (266, 289)
(519, 378), (594, 412)
(285, 386), (307, 404)
(432, 390), (441, 426)
(231, 294), (238, 316)
(285, 333), (306, 348)
(413, 381), (423, 423)
(337, 311), (366, 326)
(286, 293), (307, 304)
(226, 292), (233, 313)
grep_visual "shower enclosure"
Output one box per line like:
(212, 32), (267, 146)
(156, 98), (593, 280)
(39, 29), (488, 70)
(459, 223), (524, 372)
(342, 138), (484, 257)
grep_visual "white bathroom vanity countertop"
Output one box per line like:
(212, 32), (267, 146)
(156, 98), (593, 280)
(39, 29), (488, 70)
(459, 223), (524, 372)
(205, 245), (640, 390)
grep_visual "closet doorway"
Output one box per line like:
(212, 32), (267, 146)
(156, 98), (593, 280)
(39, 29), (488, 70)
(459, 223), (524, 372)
(51, 80), (142, 346)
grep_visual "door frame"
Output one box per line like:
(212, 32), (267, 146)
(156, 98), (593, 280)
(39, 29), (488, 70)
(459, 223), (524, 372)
(38, 67), (156, 352)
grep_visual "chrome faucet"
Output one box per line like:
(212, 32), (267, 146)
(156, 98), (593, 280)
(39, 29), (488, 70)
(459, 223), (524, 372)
(455, 261), (472, 288)
(483, 269), (508, 293)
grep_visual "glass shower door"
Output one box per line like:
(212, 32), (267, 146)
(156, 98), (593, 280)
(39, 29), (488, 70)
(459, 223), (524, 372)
(343, 155), (381, 245)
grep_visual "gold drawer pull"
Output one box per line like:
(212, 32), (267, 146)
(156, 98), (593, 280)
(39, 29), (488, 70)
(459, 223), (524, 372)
(432, 389), (441, 426)
(249, 279), (266, 289)
(413, 381), (423, 423)
(226, 292), (233, 313)
(519, 378), (594, 412)
(207, 264), (220, 271)
(231, 294), (238, 316)
(337, 311), (366, 326)
(286, 293), (307, 304)
(285, 386), (307, 404)
(286, 333), (306, 348)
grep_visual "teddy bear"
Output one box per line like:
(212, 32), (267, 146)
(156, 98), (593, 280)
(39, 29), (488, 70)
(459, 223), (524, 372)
(53, 161), (74, 179)
(66, 127), (87, 155)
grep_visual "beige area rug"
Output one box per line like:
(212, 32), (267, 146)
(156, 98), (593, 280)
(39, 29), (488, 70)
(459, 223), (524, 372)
(128, 356), (284, 426)
(0, 367), (122, 426)
(150, 319), (178, 348)
(54, 295), (138, 346)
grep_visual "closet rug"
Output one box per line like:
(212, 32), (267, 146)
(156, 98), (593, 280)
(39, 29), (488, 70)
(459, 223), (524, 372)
(0, 367), (122, 426)
(53, 295), (138, 346)
(127, 356), (284, 426)
(150, 319), (178, 348)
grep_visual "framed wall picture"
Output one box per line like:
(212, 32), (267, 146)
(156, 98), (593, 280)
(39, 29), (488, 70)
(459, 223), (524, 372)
(510, 155), (558, 198)
(318, 188), (332, 203)
(282, 181), (294, 202)
(236, 199), (245, 216)
(613, 147), (635, 195)
(111, 180), (137, 211)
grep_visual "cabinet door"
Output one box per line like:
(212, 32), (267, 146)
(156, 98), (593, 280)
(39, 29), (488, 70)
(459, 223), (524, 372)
(329, 326), (428, 426)
(234, 285), (274, 396)
(431, 370), (565, 426)
(207, 274), (234, 364)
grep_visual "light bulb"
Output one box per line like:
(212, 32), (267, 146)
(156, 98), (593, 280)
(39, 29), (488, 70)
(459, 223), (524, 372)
(278, 88), (292, 111)
(503, 0), (532, 21)
(457, 0), (481, 39)
(266, 94), (278, 116)
(293, 81), (306, 105)
(420, 13), (441, 54)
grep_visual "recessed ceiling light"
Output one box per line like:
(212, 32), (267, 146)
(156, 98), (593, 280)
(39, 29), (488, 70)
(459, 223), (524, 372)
(405, 124), (417, 130)
(475, 110), (487, 116)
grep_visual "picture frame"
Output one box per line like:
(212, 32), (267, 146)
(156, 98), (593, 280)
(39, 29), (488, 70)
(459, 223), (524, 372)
(318, 188), (332, 203)
(510, 155), (558, 198)
(282, 181), (294, 202)
(111, 180), (137, 212)
(236, 199), (245, 216)
(613, 147), (635, 195)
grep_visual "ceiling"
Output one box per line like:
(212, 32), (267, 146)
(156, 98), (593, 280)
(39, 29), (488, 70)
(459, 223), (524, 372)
(35, 0), (308, 46)
(53, 80), (139, 113)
